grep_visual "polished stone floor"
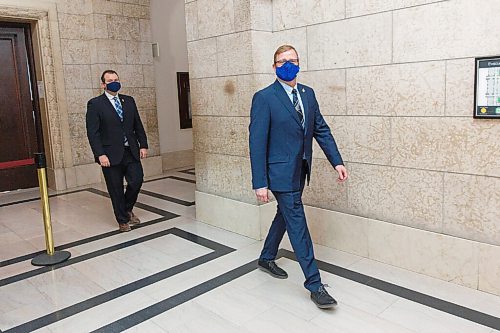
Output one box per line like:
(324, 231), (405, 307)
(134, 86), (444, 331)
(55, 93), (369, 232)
(0, 168), (499, 333)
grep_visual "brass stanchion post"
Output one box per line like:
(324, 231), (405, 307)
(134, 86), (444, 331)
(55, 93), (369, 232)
(31, 152), (71, 266)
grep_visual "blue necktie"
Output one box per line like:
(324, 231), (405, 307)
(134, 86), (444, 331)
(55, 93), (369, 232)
(113, 96), (123, 121)
(292, 89), (304, 128)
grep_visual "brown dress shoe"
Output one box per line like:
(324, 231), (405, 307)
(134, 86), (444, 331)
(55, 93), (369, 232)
(127, 211), (141, 225)
(119, 223), (131, 232)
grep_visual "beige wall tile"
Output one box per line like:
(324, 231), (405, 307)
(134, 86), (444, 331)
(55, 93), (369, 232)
(107, 15), (140, 40)
(307, 12), (392, 70)
(217, 31), (253, 76)
(58, 13), (93, 40)
(65, 89), (95, 114)
(119, 87), (156, 110)
(195, 152), (255, 204)
(92, 0), (123, 15)
(233, 0), (272, 32)
(368, 221), (479, 289)
(60, 39), (91, 64)
(68, 113), (87, 139)
(193, 116), (249, 157)
(92, 14), (108, 38)
(391, 118), (500, 177)
(63, 65), (92, 89)
(478, 243), (500, 295)
(75, 163), (102, 186)
(142, 64), (155, 87)
(271, 27), (308, 71)
(90, 39), (127, 64)
(346, 0), (443, 17)
(316, 116), (391, 165)
(71, 137), (94, 165)
(138, 19), (151, 42)
(302, 158), (348, 212)
(250, 31), (274, 75)
(57, 0), (92, 15)
(125, 41), (153, 64)
(445, 58), (475, 117)
(162, 149), (194, 171)
(273, 0), (344, 31)
(196, 0), (234, 39)
(444, 173), (500, 245)
(348, 163), (443, 232)
(91, 64), (144, 88)
(123, 3), (149, 18)
(187, 38), (217, 78)
(141, 156), (162, 177)
(184, 1), (198, 41)
(300, 69), (346, 116)
(393, 0), (500, 62)
(346, 62), (445, 116)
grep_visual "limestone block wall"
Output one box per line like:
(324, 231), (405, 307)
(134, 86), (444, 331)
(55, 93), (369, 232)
(187, 0), (500, 295)
(0, 0), (161, 189)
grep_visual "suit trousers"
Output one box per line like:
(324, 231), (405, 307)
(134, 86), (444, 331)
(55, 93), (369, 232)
(102, 147), (144, 224)
(259, 160), (321, 292)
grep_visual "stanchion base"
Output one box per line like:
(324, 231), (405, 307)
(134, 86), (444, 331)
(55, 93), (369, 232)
(31, 251), (71, 266)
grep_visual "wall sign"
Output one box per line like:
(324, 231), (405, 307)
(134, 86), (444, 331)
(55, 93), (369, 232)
(474, 56), (500, 118)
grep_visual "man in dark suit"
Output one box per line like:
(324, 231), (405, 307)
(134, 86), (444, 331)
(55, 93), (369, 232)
(86, 70), (148, 232)
(249, 45), (348, 308)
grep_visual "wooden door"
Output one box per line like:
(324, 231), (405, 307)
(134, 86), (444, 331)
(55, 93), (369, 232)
(0, 23), (42, 191)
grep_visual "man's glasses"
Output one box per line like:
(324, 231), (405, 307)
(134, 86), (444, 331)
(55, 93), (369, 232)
(275, 58), (299, 65)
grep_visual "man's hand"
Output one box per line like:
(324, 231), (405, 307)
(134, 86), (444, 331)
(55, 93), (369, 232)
(99, 155), (110, 167)
(335, 165), (348, 183)
(140, 148), (148, 159)
(255, 188), (269, 203)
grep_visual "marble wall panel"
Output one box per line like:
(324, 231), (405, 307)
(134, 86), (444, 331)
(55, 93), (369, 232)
(302, 158), (349, 212)
(92, 14), (108, 38)
(187, 38), (217, 78)
(445, 58), (475, 117)
(315, 116), (391, 165)
(125, 41), (153, 64)
(138, 19), (151, 42)
(90, 39), (127, 64)
(348, 163), (443, 232)
(299, 69), (346, 116)
(71, 136), (95, 165)
(216, 31), (253, 76)
(122, 3), (149, 18)
(346, 0), (443, 17)
(56, 0), (93, 15)
(393, 0), (500, 62)
(196, 0), (234, 39)
(142, 65), (155, 87)
(57, 13), (94, 40)
(391, 118), (500, 177)
(444, 173), (500, 245)
(107, 15), (140, 40)
(195, 152), (255, 204)
(346, 61), (445, 116)
(368, 220), (479, 289)
(65, 89), (96, 114)
(60, 39), (92, 64)
(92, 0), (123, 15)
(193, 116), (249, 157)
(184, 1), (198, 41)
(90, 64), (144, 88)
(67, 113), (87, 139)
(233, 0), (272, 32)
(272, 0), (344, 31)
(307, 12), (392, 70)
(478, 243), (500, 295)
(63, 65), (92, 89)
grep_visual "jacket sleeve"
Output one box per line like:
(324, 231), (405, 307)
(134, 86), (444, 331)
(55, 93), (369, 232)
(311, 89), (344, 167)
(131, 97), (148, 149)
(86, 99), (105, 159)
(249, 91), (271, 190)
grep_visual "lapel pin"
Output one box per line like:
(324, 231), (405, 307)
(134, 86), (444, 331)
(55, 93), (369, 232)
(301, 88), (305, 93)
(121, 99), (124, 103)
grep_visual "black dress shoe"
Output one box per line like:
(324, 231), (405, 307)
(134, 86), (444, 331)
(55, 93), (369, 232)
(258, 260), (288, 279)
(311, 284), (337, 309)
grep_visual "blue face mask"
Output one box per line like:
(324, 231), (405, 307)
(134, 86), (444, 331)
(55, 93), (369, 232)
(106, 81), (121, 92)
(275, 61), (300, 82)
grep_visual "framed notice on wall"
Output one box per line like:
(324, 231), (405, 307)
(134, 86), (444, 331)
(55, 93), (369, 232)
(474, 56), (500, 118)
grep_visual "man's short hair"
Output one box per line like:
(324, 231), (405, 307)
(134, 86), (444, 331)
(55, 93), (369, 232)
(273, 45), (299, 63)
(100, 70), (119, 83)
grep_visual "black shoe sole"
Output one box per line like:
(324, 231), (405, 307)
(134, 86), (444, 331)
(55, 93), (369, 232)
(311, 298), (337, 309)
(258, 266), (288, 279)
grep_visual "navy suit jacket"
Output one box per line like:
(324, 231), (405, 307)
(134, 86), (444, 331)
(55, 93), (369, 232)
(86, 93), (148, 166)
(249, 80), (343, 192)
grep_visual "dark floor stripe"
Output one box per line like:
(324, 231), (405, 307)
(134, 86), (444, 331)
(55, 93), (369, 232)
(0, 189), (89, 208)
(3, 229), (234, 333)
(178, 169), (195, 176)
(144, 176), (195, 184)
(1, 188), (180, 268)
(280, 250), (500, 331)
(0, 226), (184, 287)
(140, 189), (194, 206)
(91, 260), (257, 333)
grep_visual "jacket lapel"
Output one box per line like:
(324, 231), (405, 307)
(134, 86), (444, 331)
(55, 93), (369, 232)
(101, 93), (122, 123)
(273, 80), (302, 128)
(297, 83), (309, 135)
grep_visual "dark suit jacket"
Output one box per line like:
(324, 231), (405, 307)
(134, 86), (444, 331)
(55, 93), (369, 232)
(86, 93), (148, 165)
(249, 80), (343, 192)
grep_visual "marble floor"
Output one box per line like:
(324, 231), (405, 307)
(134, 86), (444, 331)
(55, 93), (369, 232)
(0, 167), (499, 333)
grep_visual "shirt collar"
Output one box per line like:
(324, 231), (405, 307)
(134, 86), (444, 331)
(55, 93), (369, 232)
(104, 91), (119, 101)
(278, 80), (297, 95)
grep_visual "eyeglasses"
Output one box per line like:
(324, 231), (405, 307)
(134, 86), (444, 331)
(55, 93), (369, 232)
(274, 58), (299, 65)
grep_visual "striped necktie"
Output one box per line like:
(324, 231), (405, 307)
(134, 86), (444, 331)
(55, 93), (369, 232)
(291, 89), (304, 128)
(113, 96), (123, 121)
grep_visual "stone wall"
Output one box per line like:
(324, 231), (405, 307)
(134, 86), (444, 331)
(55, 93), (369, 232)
(187, 0), (500, 295)
(0, 0), (161, 189)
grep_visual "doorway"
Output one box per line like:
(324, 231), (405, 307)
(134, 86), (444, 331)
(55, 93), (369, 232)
(0, 22), (44, 192)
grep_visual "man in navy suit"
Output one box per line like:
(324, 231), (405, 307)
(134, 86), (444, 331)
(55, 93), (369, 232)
(249, 45), (348, 308)
(86, 70), (148, 232)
